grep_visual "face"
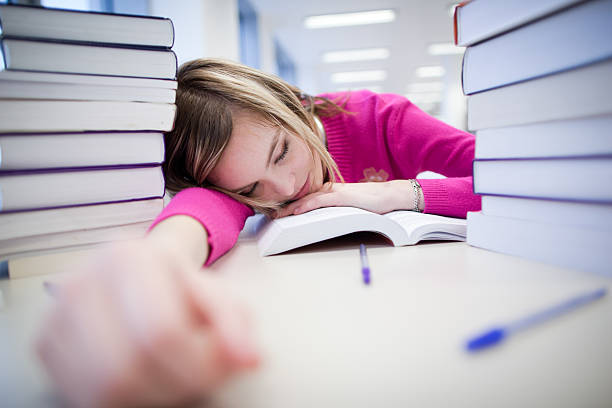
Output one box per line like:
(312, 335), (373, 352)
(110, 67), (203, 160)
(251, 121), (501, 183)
(207, 110), (324, 206)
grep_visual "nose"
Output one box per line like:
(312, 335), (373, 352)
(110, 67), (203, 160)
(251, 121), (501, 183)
(268, 171), (296, 199)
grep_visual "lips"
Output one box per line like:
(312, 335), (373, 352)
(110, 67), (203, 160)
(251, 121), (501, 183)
(293, 174), (310, 201)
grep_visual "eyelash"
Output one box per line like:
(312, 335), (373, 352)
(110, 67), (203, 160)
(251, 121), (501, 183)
(243, 139), (289, 197)
(275, 139), (289, 164)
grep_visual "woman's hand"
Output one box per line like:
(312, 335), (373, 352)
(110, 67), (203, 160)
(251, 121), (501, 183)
(36, 239), (259, 408)
(276, 179), (422, 218)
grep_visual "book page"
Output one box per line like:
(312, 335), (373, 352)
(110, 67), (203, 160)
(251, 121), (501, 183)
(257, 207), (407, 256)
(383, 211), (467, 245)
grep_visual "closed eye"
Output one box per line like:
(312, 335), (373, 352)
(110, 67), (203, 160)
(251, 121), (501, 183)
(241, 137), (288, 198)
(274, 139), (289, 164)
(242, 182), (258, 197)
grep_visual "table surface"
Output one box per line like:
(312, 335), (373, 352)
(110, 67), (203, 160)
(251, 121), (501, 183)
(1, 231), (611, 408)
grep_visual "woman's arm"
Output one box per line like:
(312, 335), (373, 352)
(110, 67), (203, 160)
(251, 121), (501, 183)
(277, 179), (423, 217)
(149, 187), (254, 266)
(36, 212), (258, 408)
(146, 214), (209, 269)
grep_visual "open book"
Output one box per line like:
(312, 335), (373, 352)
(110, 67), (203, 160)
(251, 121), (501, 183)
(255, 207), (467, 256)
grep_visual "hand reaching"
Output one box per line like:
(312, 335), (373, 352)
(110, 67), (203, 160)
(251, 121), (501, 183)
(36, 239), (259, 408)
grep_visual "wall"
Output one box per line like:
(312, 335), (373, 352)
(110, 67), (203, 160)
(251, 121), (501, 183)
(149, 0), (240, 65)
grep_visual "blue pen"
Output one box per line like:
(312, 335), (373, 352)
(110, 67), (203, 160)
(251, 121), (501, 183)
(359, 244), (370, 285)
(466, 287), (607, 352)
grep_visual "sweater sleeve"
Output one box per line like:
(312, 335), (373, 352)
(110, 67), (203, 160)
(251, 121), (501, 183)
(148, 187), (254, 266)
(388, 94), (481, 218)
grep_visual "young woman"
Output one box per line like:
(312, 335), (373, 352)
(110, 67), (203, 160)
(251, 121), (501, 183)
(156, 58), (480, 265)
(36, 58), (480, 407)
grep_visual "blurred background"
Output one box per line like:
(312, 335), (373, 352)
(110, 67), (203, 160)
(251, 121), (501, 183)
(16, 0), (467, 129)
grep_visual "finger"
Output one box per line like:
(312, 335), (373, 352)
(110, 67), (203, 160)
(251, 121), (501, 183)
(177, 270), (259, 369)
(284, 190), (334, 216)
(277, 190), (325, 217)
(153, 326), (235, 398)
(99, 247), (208, 392)
(293, 191), (344, 214)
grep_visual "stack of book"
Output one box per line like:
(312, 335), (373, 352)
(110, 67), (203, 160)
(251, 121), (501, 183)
(455, 0), (612, 276)
(0, 4), (177, 278)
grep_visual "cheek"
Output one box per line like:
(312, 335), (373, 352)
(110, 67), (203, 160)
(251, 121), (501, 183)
(294, 141), (313, 170)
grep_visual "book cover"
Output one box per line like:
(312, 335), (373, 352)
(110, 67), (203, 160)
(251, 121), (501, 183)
(467, 211), (612, 276)
(0, 132), (164, 170)
(475, 115), (612, 159)
(0, 100), (176, 133)
(467, 57), (612, 130)
(1, 38), (177, 79)
(255, 207), (466, 256)
(0, 165), (165, 212)
(0, 198), (163, 240)
(473, 157), (612, 202)
(454, 0), (584, 46)
(462, 0), (612, 95)
(0, 4), (174, 48)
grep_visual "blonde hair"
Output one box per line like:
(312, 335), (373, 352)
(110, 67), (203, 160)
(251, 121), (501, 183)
(164, 58), (346, 215)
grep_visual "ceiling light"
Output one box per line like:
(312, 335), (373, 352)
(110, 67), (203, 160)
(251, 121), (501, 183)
(304, 9), (396, 29)
(416, 66), (446, 78)
(407, 82), (445, 93)
(323, 48), (390, 63)
(331, 70), (387, 83)
(428, 42), (465, 55)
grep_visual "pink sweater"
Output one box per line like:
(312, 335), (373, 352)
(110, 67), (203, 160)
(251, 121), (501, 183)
(150, 90), (481, 265)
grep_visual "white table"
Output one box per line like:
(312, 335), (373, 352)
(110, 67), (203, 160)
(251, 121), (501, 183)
(1, 234), (611, 407)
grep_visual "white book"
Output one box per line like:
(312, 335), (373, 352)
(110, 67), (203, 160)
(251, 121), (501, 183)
(0, 221), (151, 259)
(467, 57), (612, 130)
(0, 198), (163, 240)
(0, 166), (165, 212)
(0, 132), (164, 170)
(481, 196), (612, 231)
(462, 0), (612, 94)
(255, 207), (467, 256)
(475, 115), (612, 159)
(467, 211), (612, 276)
(1, 38), (177, 79)
(454, 0), (583, 47)
(0, 4), (174, 48)
(473, 158), (612, 201)
(0, 70), (177, 103)
(0, 101), (176, 133)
